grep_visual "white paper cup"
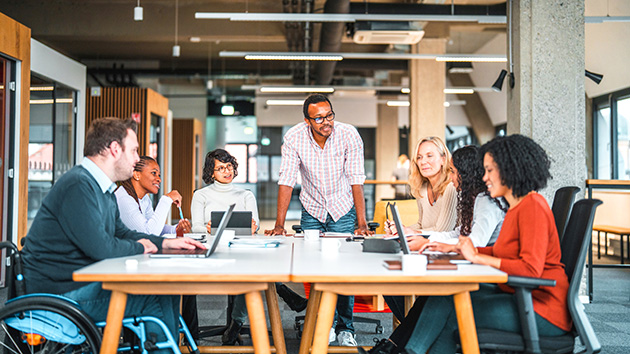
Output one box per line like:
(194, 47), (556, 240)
(220, 229), (236, 246)
(402, 254), (427, 275)
(320, 238), (341, 254)
(304, 229), (320, 242)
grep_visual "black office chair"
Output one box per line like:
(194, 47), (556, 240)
(472, 199), (602, 354)
(551, 186), (581, 242)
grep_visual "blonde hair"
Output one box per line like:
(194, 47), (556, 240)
(408, 136), (452, 199)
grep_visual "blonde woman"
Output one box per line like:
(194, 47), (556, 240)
(386, 136), (458, 251)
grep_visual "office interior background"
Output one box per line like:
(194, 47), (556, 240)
(0, 0), (628, 245)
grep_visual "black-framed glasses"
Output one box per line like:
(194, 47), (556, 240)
(307, 111), (335, 124)
(214, 165), (234, 173)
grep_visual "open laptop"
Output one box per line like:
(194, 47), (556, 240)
(150, 204), (235, 258)
(389, 202), (411, 255)
(211, 211), (252, 235)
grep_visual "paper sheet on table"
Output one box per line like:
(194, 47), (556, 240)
(145, 258), (236, 268)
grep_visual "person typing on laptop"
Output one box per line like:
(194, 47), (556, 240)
(190, 148), (259, 345)
(21, 118), (204, 350)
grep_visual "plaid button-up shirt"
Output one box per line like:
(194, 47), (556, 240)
(278, 122), (365, 223)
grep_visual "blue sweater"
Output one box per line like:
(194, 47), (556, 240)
(22, 165), (164, 294)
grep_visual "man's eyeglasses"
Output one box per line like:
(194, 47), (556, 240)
(307, 111), (335, 124)
(214, 165), (234, 173)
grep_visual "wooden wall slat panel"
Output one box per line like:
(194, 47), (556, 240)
(171, 119), (201, 222)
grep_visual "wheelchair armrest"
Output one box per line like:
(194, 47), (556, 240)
(367, 222), (379, 232)
(507, 275), (556, 289)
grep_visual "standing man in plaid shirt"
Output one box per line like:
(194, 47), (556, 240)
(265, 93), (371, 346)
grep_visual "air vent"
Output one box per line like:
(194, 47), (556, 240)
(352, 21), (424, 45)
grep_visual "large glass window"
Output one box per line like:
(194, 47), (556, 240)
(593, 88), (630, 179)
(28, 76), (77, 229)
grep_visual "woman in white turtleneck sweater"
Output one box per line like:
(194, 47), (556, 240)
(190, 149), (259, 234)
(190, 148), (259, 345)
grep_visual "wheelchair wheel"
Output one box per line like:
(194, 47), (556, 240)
(0, 295), (102, 354)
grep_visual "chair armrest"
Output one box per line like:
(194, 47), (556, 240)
(507, 275), (556, 289)
(505, 275), (555, 354)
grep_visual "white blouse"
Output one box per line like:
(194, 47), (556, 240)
(423, 193), (506, 247)
(115, 187), (176, 236)
(190, 181), (260, 233)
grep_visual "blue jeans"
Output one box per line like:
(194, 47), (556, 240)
(231, 294), (248, 324)
(405, 284), (568, 354)
(63, 282), (180, 352)
(301, 207), (356, 334)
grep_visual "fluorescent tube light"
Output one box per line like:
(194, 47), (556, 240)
(436, 55), (507, 63)
(444, 88), (474, 94)
(260, 86), (335, 93)
(401, 88), (410, 94)
(30, 98), (73, 104)
(266, 99), (305, 106)
(222, 51), (506, 62)
(30, 86), (55, 91)
(195, 12), (506, 24)
(585, 16), (630, 23)
(245, 54), (342, 61)
(387, 101), (410, 107)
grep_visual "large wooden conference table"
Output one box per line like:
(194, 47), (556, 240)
(74, 238), (507, 354)
(292, 241), (507, 354)
(73, 242), (293, 354)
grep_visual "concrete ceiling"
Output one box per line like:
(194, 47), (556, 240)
(0, 0), (506, 89)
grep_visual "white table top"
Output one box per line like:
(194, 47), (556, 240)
(291, 239), (507, 283)
(73, 241), (293, 283)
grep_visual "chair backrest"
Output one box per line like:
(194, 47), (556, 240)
(372, 199), (418, 234)
(559, 199), (602, 354)
(551, 186), (580, 242)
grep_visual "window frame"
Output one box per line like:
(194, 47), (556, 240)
(593, 87), (630, 179)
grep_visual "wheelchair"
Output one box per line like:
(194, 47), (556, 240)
(0, 241), (199, 354)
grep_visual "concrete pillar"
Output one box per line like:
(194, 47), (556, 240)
(409, 38), (447, 155)
(507, 0), (586, 200)
(376, 98), (399, 202)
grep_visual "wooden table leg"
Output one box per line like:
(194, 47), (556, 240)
(311, 290), (337, 354)
(245, 290), (272, 354)
(265, 283), (287, 354)
(453, 291), (479, 354)
(100, 290), (128, 354)
(298, 289), (322, 354)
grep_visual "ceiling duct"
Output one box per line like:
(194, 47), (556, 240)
(352, 21), (425, 45)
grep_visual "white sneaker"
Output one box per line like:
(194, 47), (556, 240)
(329, 328), (336, 344)
(337, 331), (357, 346)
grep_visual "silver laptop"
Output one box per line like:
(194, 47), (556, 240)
(211, 211), (252, 235)
(150, 204), (235, 258)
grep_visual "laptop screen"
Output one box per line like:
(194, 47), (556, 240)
(389, 203), (411, 255)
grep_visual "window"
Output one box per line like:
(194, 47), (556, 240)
(593, 88), (630, 179)
(28, 76), (77, 229)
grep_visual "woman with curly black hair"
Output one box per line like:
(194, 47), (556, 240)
(190, 148), (259, 234)
(401, 134), (569, 354)
(364, 146), (507, 354)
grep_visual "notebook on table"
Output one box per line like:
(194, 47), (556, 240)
(150, 204), (235, 258)
(211, 211), (252, 236)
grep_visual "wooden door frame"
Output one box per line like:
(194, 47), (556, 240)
(0, 12), (31, 249)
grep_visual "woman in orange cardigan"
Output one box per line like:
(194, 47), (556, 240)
(405, 134), (570, 354)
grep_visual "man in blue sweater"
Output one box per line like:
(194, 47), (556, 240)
(22, 117), (204, 344)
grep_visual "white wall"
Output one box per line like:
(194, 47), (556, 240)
(469, 33), (508, 126)
(31, 39), (87, 162)
(585, 0), (630, 97)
